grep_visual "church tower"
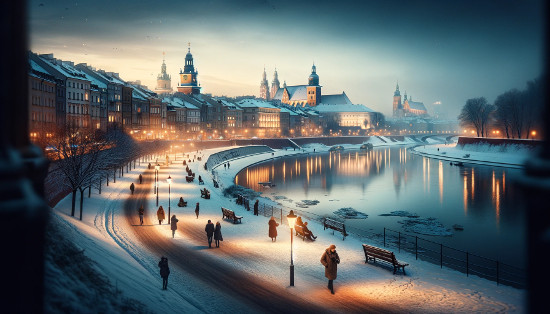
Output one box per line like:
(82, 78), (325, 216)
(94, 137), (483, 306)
(260, 67), (270, 100)
(393, 81), (402, 117)
(270, 68), (280, 100)
(177, 43), (201, 95)
(155, 52), (173, 95)
(306, 63), (322, 106)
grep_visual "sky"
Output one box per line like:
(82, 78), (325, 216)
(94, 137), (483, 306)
(29, 0), (544, 118)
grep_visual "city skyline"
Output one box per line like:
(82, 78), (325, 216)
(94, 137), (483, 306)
(30, 0), (543, 117)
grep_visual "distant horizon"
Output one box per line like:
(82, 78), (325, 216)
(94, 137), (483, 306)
(29, 0), (543, 118)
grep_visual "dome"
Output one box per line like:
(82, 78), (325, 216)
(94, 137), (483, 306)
(308, 63), (319, 86)
(308, 72), (319, 86)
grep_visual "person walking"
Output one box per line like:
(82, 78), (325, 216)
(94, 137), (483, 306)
(130, 183), (135, 195)
(205, 220), (215, 248)
(253, 200), (259, 216)
(148, 163), (151, 170)
(227, 162), (230, 169)
(195, 202), (200, 219)
(138, 204), (144, 225)
(214, 222), (223, 248)
(268, 216), (279, 242)
(139, 174), (143, 184)
(170, 215), (179, 238)
(158, 256), (170, 290)
(320, 244), (340, 294)
(224, 163), (227, 170)
(156, 206), (165, 225)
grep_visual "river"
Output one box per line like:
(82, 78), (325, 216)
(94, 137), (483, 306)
(235, 146), (526, 270)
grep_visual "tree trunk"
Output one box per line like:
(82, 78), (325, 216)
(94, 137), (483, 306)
(79, 189), (84, 220)
(71, 189), (77, 216)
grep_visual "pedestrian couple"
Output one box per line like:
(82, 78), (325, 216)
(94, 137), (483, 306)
(205, 220), (223, 248)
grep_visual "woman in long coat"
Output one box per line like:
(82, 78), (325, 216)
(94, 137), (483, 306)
(170, 215), (179, 238)
(268, 216), (279, 242)
(214, 222), (223, 248)
(157, 206), (165, 225)
(320, 244), (340, 294)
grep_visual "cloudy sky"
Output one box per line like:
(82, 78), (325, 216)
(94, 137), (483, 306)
(29, 0), (544, 117)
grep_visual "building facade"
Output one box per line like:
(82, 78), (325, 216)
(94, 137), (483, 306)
(392, 83), (428, 117)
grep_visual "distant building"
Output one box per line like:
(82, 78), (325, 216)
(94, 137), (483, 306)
(28, 58), (58, 143)
(271, 64), (322, 107)
(177, 44), (201, 95)
(259, 67), (270, 100)
(155, 53), (173, 95)
(392, 82), (428, 117)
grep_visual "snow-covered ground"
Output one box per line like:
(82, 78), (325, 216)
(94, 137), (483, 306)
(51, 142), (525, 313)
(411, 142), (535, 168)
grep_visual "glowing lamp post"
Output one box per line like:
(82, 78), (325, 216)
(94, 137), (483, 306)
(155, 164), (160, 206)
(287, 210), (297, 286)
(167, 175), (172, 224)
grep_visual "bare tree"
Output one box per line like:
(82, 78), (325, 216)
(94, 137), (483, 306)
(458, 97), (495, 137)
(522, 79), (543, 139)
(50, 125), (110, 219)
(494, 89), (521, 138)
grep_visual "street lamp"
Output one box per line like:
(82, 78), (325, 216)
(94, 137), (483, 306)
(167, 175), (172, 225)
(286, 210), (297, 286)
(155, 164), (160, 206)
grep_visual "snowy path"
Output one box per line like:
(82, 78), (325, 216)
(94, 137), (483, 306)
(53, 147), (525, 313)
(124, 168), (388, 313)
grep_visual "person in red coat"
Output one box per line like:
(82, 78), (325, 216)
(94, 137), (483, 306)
(268, 216), (279, 242)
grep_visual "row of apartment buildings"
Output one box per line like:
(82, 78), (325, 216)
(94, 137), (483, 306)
(28, 51), (385, 144)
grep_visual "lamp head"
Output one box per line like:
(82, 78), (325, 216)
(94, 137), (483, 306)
(286, 210), (297, 229)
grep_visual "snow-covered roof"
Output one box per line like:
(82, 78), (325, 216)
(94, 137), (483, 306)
(133, 90), (147, 101)
(320, 93), (352, 105)
(278, 107), (299, 115)
(272, 88), (284, 100)
(314, 103), (374, 113)
(408, 101), (427, 112)
(80, 71), (107, 89)
(286, 85), (308, 101)
(38, 56), (89, 81)
(236, 98), (279, 109)
(29, 59), (49, 75)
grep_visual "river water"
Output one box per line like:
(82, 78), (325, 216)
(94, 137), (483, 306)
(235, 147), (526, 270)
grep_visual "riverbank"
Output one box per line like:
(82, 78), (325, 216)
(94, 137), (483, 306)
(411, 137), (538, 168)
(49, 143), (524, 313)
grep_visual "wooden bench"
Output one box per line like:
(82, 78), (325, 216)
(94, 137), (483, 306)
(201, 189), (210, 199)
(186, 176), (194, 183)
(323, 217), (348, 240)
(221, 207), (242, 224)
(362, 244), (409, 275)
(177, 200), (188, 207)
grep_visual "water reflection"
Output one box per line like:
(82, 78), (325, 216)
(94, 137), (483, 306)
(235, 147), (526, 266)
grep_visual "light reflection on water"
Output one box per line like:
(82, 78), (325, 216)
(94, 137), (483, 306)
(235, 147), (526, 267)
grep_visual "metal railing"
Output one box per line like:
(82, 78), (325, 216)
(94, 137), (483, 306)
(233, 194), (525, 289)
